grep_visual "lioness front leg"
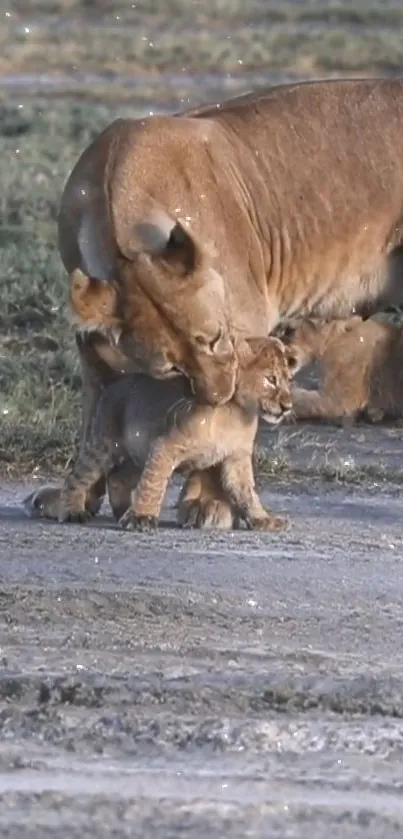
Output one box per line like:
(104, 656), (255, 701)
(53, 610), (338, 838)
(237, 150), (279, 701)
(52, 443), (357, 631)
(221, 454), (288, 532)
(25, 333), (107, 520)
(177, 467), (235, 530)
(58, 442), (113, 524)
(119, 439), (179, 532)
(23, 482), (103, 521)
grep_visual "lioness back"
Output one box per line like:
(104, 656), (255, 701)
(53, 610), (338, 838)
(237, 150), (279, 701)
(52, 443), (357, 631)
(61, 77), (403, 403)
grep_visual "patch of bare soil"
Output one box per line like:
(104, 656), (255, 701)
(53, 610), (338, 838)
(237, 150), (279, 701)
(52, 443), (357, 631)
(1, 423), (403, 838)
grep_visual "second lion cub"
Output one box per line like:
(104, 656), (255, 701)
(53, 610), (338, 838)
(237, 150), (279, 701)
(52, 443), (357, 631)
(282, 315), (403, 424)
(58, 337), (298, 532)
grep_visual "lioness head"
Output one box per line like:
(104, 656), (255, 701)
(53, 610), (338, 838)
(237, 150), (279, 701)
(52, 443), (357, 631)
(70, 216), (237, 405)
(235, 336), (299, 424)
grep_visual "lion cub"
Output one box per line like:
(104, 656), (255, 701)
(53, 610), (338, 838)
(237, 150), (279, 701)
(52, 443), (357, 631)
(281, 315), (403, 424)
(58, 337), (298, 532)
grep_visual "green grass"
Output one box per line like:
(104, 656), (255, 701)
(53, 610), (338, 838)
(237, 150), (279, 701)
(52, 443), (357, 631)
(0, 100), (135, 478)
(3, 0), (403, 82)
(254, 445), (403, 488)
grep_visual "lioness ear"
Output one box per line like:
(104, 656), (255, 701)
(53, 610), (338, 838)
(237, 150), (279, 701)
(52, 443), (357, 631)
(69, 267), (118, 320)
(164, 221), (201, 274)
(135, 217), (203, 276)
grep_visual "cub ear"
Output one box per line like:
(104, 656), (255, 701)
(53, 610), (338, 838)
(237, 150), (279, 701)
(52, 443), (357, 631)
(234, 337), (267, 367)
(135, 217), (205, 276)
(241, 337), (269, 356)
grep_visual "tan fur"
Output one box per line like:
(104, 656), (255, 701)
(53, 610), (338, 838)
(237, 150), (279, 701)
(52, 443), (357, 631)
(69, 269), (120, 337)
(37, 78), (403, 526)
(282, 315), (403, 424)
(57, 337), (298, 532)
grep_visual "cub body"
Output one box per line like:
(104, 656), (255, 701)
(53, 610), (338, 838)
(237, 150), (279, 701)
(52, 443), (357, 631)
(58, 337), (298, 532)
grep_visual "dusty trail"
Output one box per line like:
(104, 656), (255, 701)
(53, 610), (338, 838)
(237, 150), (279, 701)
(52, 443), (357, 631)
(1, 423), (403, 837)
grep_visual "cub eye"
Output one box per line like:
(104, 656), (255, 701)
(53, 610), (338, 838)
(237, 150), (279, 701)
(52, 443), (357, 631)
(264, 375), (277, 388)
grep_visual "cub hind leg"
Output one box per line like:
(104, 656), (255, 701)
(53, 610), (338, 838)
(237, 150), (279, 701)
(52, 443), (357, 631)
(220, 453), (288, 532)
(107, 460), (142, 521)
(177, 467), (235, 530)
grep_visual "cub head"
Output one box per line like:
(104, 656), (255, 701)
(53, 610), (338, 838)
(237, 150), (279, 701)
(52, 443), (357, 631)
(235, 336), (300, 425)
(275, 315), (365, 369)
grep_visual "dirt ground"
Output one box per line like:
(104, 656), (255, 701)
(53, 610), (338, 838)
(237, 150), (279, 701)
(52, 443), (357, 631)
(1, 421), (403, 838)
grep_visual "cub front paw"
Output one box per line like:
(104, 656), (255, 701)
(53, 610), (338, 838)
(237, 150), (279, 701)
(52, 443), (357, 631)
(249, 513), (289, 533)
(119, 510), (158, 532)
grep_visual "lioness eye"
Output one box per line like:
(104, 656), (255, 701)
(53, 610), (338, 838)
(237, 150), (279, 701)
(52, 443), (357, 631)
(194, 331), (217, 347)
(194, 329), (225, 352)
(264, 375), (277, 388)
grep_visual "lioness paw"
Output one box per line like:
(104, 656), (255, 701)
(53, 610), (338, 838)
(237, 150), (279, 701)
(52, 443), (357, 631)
(119, 510), (158, 532)
(23, 485), (103, 520)
(58, 507), (94, 524)
(23, 486), (62, 520)
(249, 514), (289, 533)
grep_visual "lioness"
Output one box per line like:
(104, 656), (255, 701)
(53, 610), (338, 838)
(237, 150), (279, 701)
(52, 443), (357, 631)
(57, 337), (298, 532)
(280, 315), (403, 424)
(33, 77), (403, 527)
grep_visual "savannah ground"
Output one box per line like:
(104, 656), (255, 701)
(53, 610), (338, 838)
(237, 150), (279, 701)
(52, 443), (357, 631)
(2, 1), (403, 835)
